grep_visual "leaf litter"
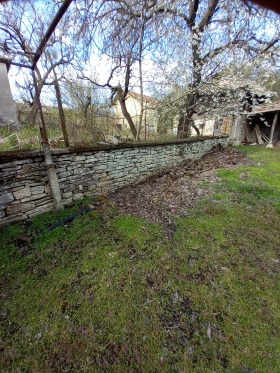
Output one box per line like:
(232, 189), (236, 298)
(107, 145), (250, 224)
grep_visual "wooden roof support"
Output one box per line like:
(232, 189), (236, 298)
(255, 124), (263, 145)
(266, 112), (279, 148)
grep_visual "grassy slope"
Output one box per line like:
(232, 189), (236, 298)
(0, 146), (280, 372)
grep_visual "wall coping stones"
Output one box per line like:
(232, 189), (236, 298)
(0, 136), (228, 162)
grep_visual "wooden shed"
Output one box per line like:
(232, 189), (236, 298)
(245, 100), (280, 147)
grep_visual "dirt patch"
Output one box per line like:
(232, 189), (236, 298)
(107, 145), (250, 223)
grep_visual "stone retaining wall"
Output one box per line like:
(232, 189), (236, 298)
(0, 137), (228, 226)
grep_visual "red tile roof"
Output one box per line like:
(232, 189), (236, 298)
(128, 91), (159, 105)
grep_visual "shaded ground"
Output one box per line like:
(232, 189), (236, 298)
(109, 145), (251, 223)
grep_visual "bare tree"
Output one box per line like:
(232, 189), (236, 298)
(0, 0), (76, 126)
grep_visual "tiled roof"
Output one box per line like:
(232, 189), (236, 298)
(128, 91), (159, 105)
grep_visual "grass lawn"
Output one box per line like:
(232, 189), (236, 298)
(1, 146), (280, 372)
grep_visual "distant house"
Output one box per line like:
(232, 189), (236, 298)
(113, 91), (159, 135)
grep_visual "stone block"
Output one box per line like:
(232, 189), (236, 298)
(58, 171), (72, 178)
(75, 155), (86, 161)
(73, 193), (84, 201)
(27, 203), (54, 218)
(0, 192), (14, 210)
(0, 214), (27, 228)
(31, 185), (45, 195)
(35, 197), (53, 207)
(21, 193), (47, 203)
(63, 197), (73, 205)
(62, 192), (73, 199)
(13, 187), (32, 200)
(74, 168), (84, 175)
(15, 159), (32, 165)
(6, 202), (35, 215)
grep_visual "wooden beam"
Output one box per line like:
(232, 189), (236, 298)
(243, 119), (251, 142)
(267, 112), (279, 148)
(255, 124), (263, 145)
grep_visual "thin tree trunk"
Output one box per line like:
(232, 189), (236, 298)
(49, 54), (69, 147)
(54, 81), (69, 147)
(119, 97), (137, 139)
(28, 88), (41, 125)
(136, 0), (145, 141)
(144, 99), (147, 141)
(32, 70), (63, 210)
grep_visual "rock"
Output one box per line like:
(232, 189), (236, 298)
(63, 197), (73, 205)
(13, 187), (31, 200)
(73, 193), (84, 201)
(6, 202), (35, 215)
(21, 193), (47, 203)
(0, 192), (14, 210)
(187, 346), (194, 355)
(62, 192), (73, 199)
(31, 185), (45, 195)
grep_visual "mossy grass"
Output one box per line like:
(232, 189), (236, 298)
(1, 146), (280, 372)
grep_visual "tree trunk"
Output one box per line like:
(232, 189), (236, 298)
(177, 27), (202, 139)
(177, 93), (200, 138)
(119, 98), (137, 139)
(177, 114), (200, 138)
(136, 0), (145, 142)
(54, 80), (69, 147)
(32, 70), (63, 211)
(28, 88), (41, 125)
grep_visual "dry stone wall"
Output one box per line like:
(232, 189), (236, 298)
(0, 137), (228, 227)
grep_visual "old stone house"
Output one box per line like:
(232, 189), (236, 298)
(189, 79), (273, 139)
(113, 91), (159, 136)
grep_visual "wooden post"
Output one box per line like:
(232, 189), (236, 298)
(243, 118), (251, 143)
(230, 114), (241, 146)
(255, 124), (263, 145)
(266, 112), (278, 148)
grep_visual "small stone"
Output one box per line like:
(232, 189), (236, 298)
(187, 346), (194, 355)
(73, 193), (84, 201)
(62, 192), (73, 199)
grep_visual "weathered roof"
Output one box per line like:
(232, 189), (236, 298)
(128, 91), (159, 105)
(216, 78), (271, 97)
(250, 99), (280, 114)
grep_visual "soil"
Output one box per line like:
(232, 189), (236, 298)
(106, 145), (251, 223)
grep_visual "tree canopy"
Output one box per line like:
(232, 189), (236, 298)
(0, 0), (279, 139)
